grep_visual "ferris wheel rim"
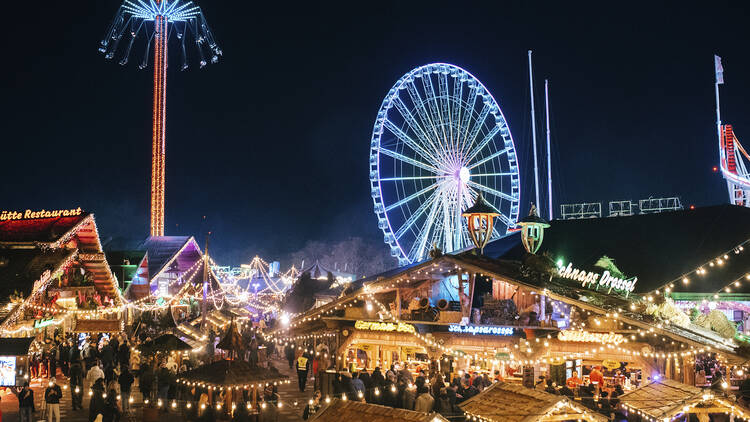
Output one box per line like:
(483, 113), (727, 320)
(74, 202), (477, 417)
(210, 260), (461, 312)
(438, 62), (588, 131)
(370, 63), (521, 265)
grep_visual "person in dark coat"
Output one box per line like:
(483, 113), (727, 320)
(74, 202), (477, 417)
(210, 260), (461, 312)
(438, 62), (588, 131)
(118, 368), (134, 414)
(13, 382), (35, 422)
(139, 365), (155, 402)
(371, 367), (385, 404)
(69, 360), (84, 410)
(117, 341), (130, 371)
(89, 378), (106, 422)
(284, 344), (295, 369)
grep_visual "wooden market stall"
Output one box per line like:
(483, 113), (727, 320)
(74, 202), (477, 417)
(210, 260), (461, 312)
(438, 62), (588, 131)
(619, 378), (750, 421)
(310, 398), (448, 422)
(460, 382), (608, 422)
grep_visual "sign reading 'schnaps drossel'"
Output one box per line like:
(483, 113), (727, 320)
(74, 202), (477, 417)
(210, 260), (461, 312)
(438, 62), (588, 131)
(557, 263), (637, 294)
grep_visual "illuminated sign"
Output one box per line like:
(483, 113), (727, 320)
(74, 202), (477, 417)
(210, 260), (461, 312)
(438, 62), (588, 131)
(34, 317), (55, 329)
(557, 330), (624, 345)
(0, 208), (83, 221)
(354, 320), (415, 334)
(448, 325), (514, 336)
(557, 263), (637, 294)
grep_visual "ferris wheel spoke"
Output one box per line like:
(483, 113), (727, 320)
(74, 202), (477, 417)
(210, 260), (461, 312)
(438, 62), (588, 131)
(467, 181), (515, 202)
(464, 124), (501, 163)
(380, 175), (448, 182)
(459, 103), (491, 160)
(467, 146), (511, 170)
(406, 83), (452, 167)
(437, 72), (452, 145)
(421, 75), (448, 142)
(392, 97), (439, 157)
(383, 120), (442, 168)
(409, 193), (442, 261)
(384, 183), (438, 212)
(456, 85), (478, 148)
(468, 172), (514, 178)
(394, 190), (440, 240)
(379, 143), (439, 175)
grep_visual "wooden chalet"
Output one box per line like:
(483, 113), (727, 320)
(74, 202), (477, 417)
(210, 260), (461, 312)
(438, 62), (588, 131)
(619, 378), (750, 420)
(460, 382), (607, 422)
(310, 398), (448, 422)
(0, 209), (122, 335)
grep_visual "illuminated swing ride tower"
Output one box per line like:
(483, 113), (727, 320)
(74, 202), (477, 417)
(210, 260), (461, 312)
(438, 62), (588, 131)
(100, 1), (221, 236)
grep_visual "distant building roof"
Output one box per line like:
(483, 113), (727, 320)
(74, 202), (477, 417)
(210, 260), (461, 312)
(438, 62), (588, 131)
(138, 236), (202, 282)
(483, 204), (750, 294)
(0, 249), (76, 299)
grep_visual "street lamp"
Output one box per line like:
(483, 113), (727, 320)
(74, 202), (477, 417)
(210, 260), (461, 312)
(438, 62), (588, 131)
(462, 193), (500, 255)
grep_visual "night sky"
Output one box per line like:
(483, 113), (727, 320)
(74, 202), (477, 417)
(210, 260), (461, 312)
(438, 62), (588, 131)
(3, 1), (749, 265)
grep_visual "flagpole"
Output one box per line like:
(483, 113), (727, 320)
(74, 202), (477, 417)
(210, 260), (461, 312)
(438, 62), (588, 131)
(545, 79), (553, 220)
(528, 50), (541, 211)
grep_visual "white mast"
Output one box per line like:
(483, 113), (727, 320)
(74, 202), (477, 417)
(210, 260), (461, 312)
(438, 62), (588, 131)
(715, 55), (723, 161)
(545, 79), (553, 220)
(528, 50), (541, 212)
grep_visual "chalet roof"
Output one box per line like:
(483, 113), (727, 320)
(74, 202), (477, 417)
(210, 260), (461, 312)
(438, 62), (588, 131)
(483, 204), (750, 294)
(310, 399), (448, 422)
(139, 334), (192, 354)
(178, 359), (287, 387)
(459, 382), (607, 422)
(618, 379), (703, 420)
(216, 321), (243, 355)
(0, 213), (89, 244)
(138, 236), (203, 281)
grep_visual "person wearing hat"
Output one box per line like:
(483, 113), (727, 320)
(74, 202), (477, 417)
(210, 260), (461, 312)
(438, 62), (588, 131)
(44, 377), (62, 422)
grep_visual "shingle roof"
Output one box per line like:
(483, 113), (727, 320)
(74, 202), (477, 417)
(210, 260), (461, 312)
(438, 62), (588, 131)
(178, 359), (288, 386)
(483, 205), (750, 294)
(459, 382), (607, 422)
(310, 399), (448, 422)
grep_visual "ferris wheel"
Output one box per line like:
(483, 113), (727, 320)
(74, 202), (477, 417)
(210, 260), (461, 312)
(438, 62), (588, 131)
(370, 63), (521, 265)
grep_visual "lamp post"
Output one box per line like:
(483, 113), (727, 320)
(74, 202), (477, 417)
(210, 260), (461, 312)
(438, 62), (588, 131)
(462, 193), (500, 255)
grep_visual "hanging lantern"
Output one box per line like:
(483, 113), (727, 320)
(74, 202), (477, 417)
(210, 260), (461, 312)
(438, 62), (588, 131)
(517, 204), (550, 254)
(461, 193), (500, 254)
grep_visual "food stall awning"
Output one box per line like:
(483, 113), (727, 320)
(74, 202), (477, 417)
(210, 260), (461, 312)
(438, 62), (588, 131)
(73, 318), (121, 333)
(0, 338), (34, 356)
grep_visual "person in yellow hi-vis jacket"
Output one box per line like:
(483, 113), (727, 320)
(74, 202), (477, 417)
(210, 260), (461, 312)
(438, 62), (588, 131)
(295, 353), (311, 392)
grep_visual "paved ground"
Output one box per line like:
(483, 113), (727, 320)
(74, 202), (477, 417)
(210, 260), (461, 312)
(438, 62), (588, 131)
(0, 358), (311, 422)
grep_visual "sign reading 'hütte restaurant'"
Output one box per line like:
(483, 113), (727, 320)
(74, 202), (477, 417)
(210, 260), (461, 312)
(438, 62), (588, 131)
(0, 208), (83, 221)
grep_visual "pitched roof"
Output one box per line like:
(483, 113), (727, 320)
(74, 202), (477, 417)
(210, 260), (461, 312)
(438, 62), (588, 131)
(178, 359), (287, 386)
(138, 236), (202, 281)
(483, 205), (750, 293)
(310, 399), (448, 422)
(618, 379), (703, 419)
(0, 213), (89, 244)
(459, 382), (607, 422)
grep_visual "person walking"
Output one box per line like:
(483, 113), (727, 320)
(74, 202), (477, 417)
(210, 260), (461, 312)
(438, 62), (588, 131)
(118, 367), (134, 414)
(284, 343), (295, 369)
(295, 352), (310, 392)
(70, 360), (84, 410)
(44, 377), (63, 422)
(414, 386), (434, 413)
(89, 378), (106, 422)
(13, 382), (35, 422)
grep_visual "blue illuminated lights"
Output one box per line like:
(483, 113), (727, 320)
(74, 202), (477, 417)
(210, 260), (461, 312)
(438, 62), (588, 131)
(369, 63), (521, 266)
(100, 0), (222, 70)
(122, 0), (202, 21)
(448, 324), (514, 336)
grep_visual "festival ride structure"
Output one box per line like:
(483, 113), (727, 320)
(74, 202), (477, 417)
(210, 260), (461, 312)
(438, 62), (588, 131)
(369, 63), (521, 265)
(100, 0), (222, 237)
(715, 55), (750, 207)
